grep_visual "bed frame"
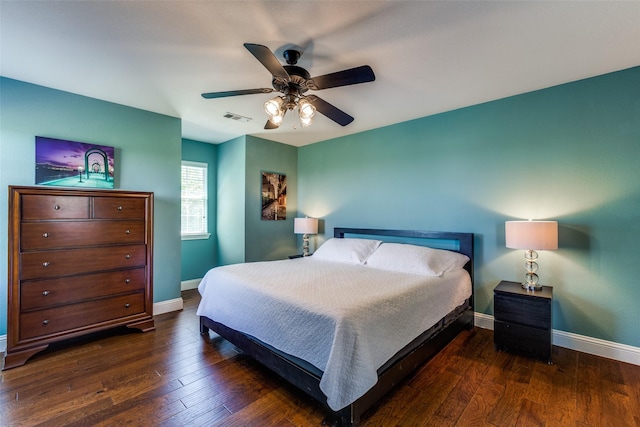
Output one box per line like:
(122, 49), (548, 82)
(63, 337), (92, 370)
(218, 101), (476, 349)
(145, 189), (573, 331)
(199, 227), (474, 426)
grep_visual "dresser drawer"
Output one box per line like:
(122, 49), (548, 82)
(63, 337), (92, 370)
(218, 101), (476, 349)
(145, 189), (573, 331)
(93, 197), (146, 219)
(21, 268), (146, 310)
(19, 292), (146, 340)
(494, 293), (551, 329)
(21, 220), (145, 250)
(21, 195), (90, 220)
(21, 245), (147, 280)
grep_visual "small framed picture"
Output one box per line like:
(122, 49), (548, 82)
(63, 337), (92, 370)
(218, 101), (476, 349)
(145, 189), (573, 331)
(261, 171), (286, 220)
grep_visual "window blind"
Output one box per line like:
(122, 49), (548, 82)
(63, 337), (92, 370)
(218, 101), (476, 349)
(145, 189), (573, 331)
(181, 161), (208, 236)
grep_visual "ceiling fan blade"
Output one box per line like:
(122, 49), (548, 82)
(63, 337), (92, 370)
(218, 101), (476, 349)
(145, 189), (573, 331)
(307, 65), (375, 90)
(306, 95), (354, 126)
(244, 43), (290, 82)
(201, 88), (273, 99)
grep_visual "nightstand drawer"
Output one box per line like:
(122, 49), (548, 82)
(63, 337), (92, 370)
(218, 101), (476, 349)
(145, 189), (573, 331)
(494, 320), (551, 361)
(494, 293), (551, 329)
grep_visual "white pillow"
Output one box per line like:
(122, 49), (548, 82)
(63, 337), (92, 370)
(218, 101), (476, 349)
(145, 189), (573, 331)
(312, 238), (382, 264)
(365, 242), (470, 276)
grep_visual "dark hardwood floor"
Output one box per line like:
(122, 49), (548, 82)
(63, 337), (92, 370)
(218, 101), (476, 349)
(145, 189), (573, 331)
(2, 289), (639, 426)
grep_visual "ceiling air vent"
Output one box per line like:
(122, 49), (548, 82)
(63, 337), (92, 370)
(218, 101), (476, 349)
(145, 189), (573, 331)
(223, 112), (252, 123)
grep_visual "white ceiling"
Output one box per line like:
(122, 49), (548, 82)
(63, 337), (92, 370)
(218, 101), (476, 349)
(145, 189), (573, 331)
(2, 1), (639, 147)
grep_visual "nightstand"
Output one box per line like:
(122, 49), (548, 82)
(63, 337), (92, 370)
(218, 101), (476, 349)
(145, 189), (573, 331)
(494, 280), (553, 363)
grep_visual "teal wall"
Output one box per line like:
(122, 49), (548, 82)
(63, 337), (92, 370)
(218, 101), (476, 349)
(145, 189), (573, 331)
(298, 66), (640, 348)
(215, 135), (297, 265)
(0, 77), (182, 336)
(216, 136), (247, 266)
(245, 136), (298, 262)
(181, 138), (218, 280)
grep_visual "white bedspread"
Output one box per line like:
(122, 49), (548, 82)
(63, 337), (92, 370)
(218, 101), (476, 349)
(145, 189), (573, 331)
(196, 258), (471, 411)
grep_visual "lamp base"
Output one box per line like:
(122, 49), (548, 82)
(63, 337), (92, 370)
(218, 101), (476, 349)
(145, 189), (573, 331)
(302, 234), (310, 257)
(521, 283), (543, 291)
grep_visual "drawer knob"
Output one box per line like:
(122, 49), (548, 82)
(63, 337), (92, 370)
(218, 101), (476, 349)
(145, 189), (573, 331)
(125, 278), (131, 284)
(125, 229), (130, 235)
(42, 290), (50, 296)
(117, 206), (123, 211)
(42, 232), (49, 238)
(125, 254), (131, 259)
(42, 261), (50, 267)
(42, 319), (49, 325)
(124, 303), (130, 308)
(54, 205), (60, 210)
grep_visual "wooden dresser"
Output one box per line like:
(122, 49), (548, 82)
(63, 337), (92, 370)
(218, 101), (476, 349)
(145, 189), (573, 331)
(3, 186), (155, 370)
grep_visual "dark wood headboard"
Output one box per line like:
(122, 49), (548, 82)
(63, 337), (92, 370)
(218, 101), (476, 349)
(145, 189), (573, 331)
(333, 227), (474, 286)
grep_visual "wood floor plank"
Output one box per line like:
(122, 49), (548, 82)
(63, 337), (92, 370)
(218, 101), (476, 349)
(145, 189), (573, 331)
(395, 369), (462, 425)
(94, 398), (188, 427)
(576, 352), (605, 426)
(5, 380), (112, 426)
(620, 361), (640, 421)
(514, 398), (545, 426)
(455, 378), (504, 426)
(82, 374), (223, 426)
(2, 290), (639, 427)
(359, 372), (423, 425)
(601, 386), (637, 427)
(487, 355), (536, 427)
(486, 382), (527, 427)
(32, 398), (116, 427)
(541, 346), (578, 426)
(154, 393), (228, 426)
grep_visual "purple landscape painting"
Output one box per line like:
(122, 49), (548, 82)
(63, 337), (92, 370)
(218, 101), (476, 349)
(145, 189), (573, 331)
(35, 136), (115, 188)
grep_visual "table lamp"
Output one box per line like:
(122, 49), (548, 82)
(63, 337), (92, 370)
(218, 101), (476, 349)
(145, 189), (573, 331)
(505, 220), (558, 291)
(294, 217), (318, 256)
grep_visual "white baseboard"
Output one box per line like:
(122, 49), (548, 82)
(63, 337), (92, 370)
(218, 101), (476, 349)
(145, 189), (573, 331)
(153, 297), (184, 316)
(474, 312), (495, 330)
(153, 279), (200, 315)
(181, 278), (201, 291)
(4, 311), (638, 366)
(474, 312), (640, 366)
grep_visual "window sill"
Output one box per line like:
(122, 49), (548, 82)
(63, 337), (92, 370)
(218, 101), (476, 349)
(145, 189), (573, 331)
(181, 233), (211, 241)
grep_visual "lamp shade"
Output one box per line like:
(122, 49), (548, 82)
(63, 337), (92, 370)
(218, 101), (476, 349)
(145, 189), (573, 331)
(294, 217), (318, 235)
(505, 221), (558, 250)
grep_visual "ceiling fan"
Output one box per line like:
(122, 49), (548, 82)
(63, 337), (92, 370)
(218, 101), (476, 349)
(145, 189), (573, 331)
(201, 43), (375, 129)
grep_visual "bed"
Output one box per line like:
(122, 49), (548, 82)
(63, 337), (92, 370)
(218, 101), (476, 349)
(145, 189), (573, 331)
(198, 228), (474, 426)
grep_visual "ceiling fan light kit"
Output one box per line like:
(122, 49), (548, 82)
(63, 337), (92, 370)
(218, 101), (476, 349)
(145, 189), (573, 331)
(202, 43), (375, 130)
(298, 98), (315, 119)
(264, 96), (285, 117)
(264, 95), (317, 127)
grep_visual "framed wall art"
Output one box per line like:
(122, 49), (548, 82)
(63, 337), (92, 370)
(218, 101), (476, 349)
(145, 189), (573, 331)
(261, 171), (286, 220)
(35, 136), (115, 189)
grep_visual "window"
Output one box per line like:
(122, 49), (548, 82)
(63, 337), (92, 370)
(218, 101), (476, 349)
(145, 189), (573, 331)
(181, 161), (210, 240)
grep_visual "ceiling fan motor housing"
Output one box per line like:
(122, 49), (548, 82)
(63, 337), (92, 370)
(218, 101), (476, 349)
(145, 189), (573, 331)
(272, 65), (310, 95)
